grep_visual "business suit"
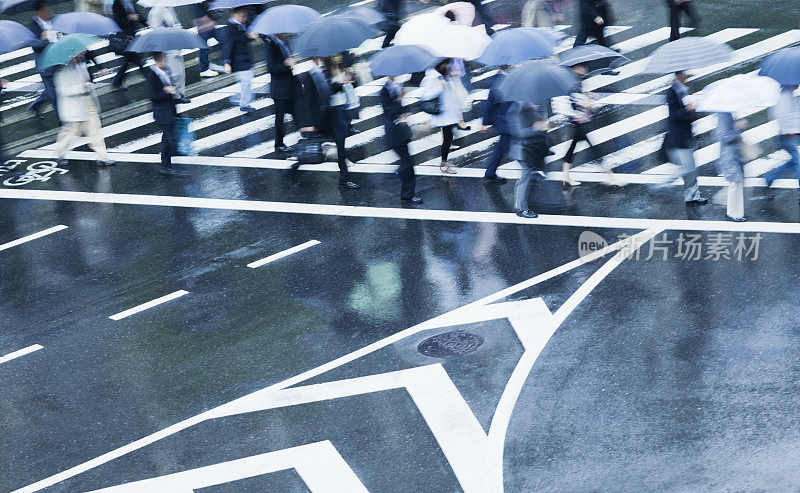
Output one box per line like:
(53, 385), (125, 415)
(380, 80), (415, 200)
(145, 67), (179, 171)
(574, 0), (612, 47)
(379, 0), (402, 48)
(663, 82), (701, 201)
(264, 35), (298, 148)
(54, 62), (108, 162)
(509, 103), (550, 213)
(111, 0), (146, 89)
(666, 0), (697, 41)
(28, 16), (59, 120)
(482, 72), (512, 180)
(148, 6), (185, 94)
(223, 20), (254, 108)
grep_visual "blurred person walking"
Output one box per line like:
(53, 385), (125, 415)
(28, 0), (59, 120)
(110, 0), (147, 91)
(480, 64), (511, 184)
(420, 59), (470, 175)
(509, 102), (552, 218)
(194, 0), (221, 78)
(666, 0), (697, 41)
(264, 33), (300, 153)
(380, 76), (421, 203)
(146, 52), (186, 176)
(223, 7), (258, 113)
(574, 0), (612, 47)
(764, 85), (800, 200)
(714, 112), (747, 221)
(148, 5), (187, 95)
(522, 0), (564, 28)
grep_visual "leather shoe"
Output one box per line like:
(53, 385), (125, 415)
(339, 181), (360, 189)
(177, 97), (191, 104)
(726, 215), (747, 222)
(515, 209), (538, 218)
(160, 167), (188, 177)
(685, 197), (709, 205)
(275, 144), (292, 153)
(348, 127), (361, 135)
(57, 158), (68, 166)
(402, 196), (423, 204)
(483, 175), (507, 184)
(240, 105), (256, 113)
(111, 85), (128, 92)
(97, 160), (116, 166)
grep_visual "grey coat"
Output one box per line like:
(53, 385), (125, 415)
(714, 112), (744, 182)
(509, 102), (552, 168)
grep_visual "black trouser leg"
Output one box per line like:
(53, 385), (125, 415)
(669, 6), (681, 40)
(159, 123), (176, 169)
(40, 72), (58, 121)
(471, 0), (495, 33)
(682, 2), (698, 28)
(332, 106), (351, 182)
(382, 22), (400, 48)
(112, 52), (144, 88)
(395, 145), (416, 200)
(274, 99), (288, 147)
(441, 125), (455, 161)
(574, 27), (589, 47)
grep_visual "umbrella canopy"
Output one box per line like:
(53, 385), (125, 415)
(558, 44), (630, 76)
(394, 12), (491, 60)
(250, 5), (321, 35)
(0, 0), (27, 13)
(759, 47), (800, 86)
(693, 73), (780, 113)
(209, 0), (269, 10)
(477, 27), (556, 66)
(434, 1), (475, 26)
(0, 20), (34, 55)
(644, 36), (733, 74)
(127, 28), (207, 52)
(332, 6), (385, 26)
(497, 60), (577, 104)
(293, 16), (376, 58)
(37, 33), (101, 70)
(369, 45), (442, 77)
(52, 12), (120, 36)
(139, 0), (203, 7)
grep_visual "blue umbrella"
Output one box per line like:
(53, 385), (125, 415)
(477, 28), (556, 66)
(0, 20), (34, 54)
(759, 47), (800, 86)
(293, 16), (377, 58)
(333, 6), (385, 26)
(53, 12), (120, 36)
(127, 28), (207, 52)
(497, 60), (577, 104)
(249, 5), (321, 35)
(369, 45), (442, 77)
(209, 0), (269, 10)
(558, 45), (629, 77)
(644, 36), (733, 74)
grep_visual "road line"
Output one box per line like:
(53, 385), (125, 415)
(0, 225), (67, 252)
(0, 344), (44, 365)
(109, 290), (189, 321)
(247, 240), (321, 268)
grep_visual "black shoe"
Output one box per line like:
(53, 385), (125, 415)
(515, 209), (538, 218)
(348, 127), (361, 135)
(97, 160), (116, 166)
(177, 97), (191, 104)
(726, 215), (747, 222)
(685, 197), (709, 205)
(28, 101), (43, 119)
(402, 196), (423, 204)
(456, 125), (471, 131)
(484, 175), (507, 184)
(339, 181), (360, 189)
(275, 144), (292, 153)
(486, 27), (495, 36)
(57, 158), (68, 166)
(160, 167), (188, 177)
(112, 85), (128, 92)
(240, 105), (256, 113)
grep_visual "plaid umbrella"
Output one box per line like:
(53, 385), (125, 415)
(558, 44), (630, 77)
(759, 47), (800, 86)
(250, 5), (321, 35)
(497, 60), (577, 104)
(644, 36), (733, 74)
(293, 16), (376, 58)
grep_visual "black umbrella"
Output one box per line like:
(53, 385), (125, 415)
(498, 60), (577, 104)
(332, 6), (385, 26)
(293, 16), (377, 58)
(558, 45), (629, 77)
(127, 28), (207, 52)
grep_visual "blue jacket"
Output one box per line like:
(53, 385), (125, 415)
(145, 67), (178, 126)
(223, 21), (252, 72)
(663, 83), (695, 149)
(482, 72), (511, 135)
(380, 82), (406, 149)
(28, 18), (55, 76)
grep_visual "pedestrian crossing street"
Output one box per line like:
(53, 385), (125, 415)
(12, 18), (800, 189)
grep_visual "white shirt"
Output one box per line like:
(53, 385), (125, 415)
(34, 16), (57, 42)
(770, 89), (800, 135)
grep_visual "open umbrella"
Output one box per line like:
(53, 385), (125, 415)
(293, 16), (376, 58)
(139, 0), (203, 7)
(497, 60), (577, 104)
(644, 36), (733, 74)
(332, 6), (385, 26)
(53, 12), (120, 36)
(209, 0), (269, 10)
(558, 44), (629, 76)
(127, 28), (207, 52)
(369, 45), (442, 77)
(434, 1), (475, 26)
(394, 12), (490, 60)
(759, 47), (800, 86)
(477, 28), (556, 66)
(250, 5), (321, 35)
(0, 20), (34, 54)
(693, 73), (780, 113)
(37, 33), (101, 70)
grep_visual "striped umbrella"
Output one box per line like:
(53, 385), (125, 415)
(759, 47), (800, 85)
(643, 37), (733, 74)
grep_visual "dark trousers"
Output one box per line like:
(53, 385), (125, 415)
(574, 24), (609, 47)
(198, 29), (222, 72)
(31, 72), (59, 120)
(467, 0), (495, 34)
(441, 124), (456, 161)
(331, 105), (352, 183)
(381, 21), (400, 48)
(274, 98), (297, 147)
(485, 133), (511, 178)
(112, 52), (145, 88)
(564, 122), (600, 164)
(159, 122), (176, 169)
(394, 145), (416, 200)
(669, 1), (698, 41)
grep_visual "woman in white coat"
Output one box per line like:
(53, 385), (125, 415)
(420, 59), (469, 174)
(148, 6), (186, 95)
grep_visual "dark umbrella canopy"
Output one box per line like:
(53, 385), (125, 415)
(293, 16), (377, 58)
(249, 5), (321, 35)
(644, 36), (733, 74)
(759, 47), (800, 86)
(332, 6), (386, 26)
(0, 20), (34, 54)
(53, 12), (120, 36)
(209, 0), (269, 10)
(498, 60), (577, 104)
(477, 28), (556, 66)
(127, 28), (207, 52)
(369, 45), (441, 77)
(558, 44), (630, 76)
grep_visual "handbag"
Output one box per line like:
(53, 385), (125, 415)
(174, 118), (195, 156)
(296, 138), (325, 164)
(107, 32), (133, 54)
(420, 96), (441, 115)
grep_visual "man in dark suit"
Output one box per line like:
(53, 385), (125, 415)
(223, 7), (257, 113)
(574, 0), (612, 47)
(380, 77), (420, 203)
(28, 0), (59, 121)
(379, 0), (403, 48)
(666, 0), (698, 41)
(264, 33), (299, 153)
(663, 71), (707, 205)
(110, 0), (147, 90)
(145, 52), (186, 177)
(480, 66), (512, 184)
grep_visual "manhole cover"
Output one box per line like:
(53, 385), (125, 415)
(417, 331), (484, 358)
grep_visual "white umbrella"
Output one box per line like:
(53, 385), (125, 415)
(693, 73), (780, 113)
(394, 12), (490, 60)
(138, 0), (202, 6)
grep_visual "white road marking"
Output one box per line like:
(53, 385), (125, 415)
(247, 240), (321, 268)
(0, 225), (67, 252)
(109, 290), (189, 321)
(0, 344), (43, 365)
